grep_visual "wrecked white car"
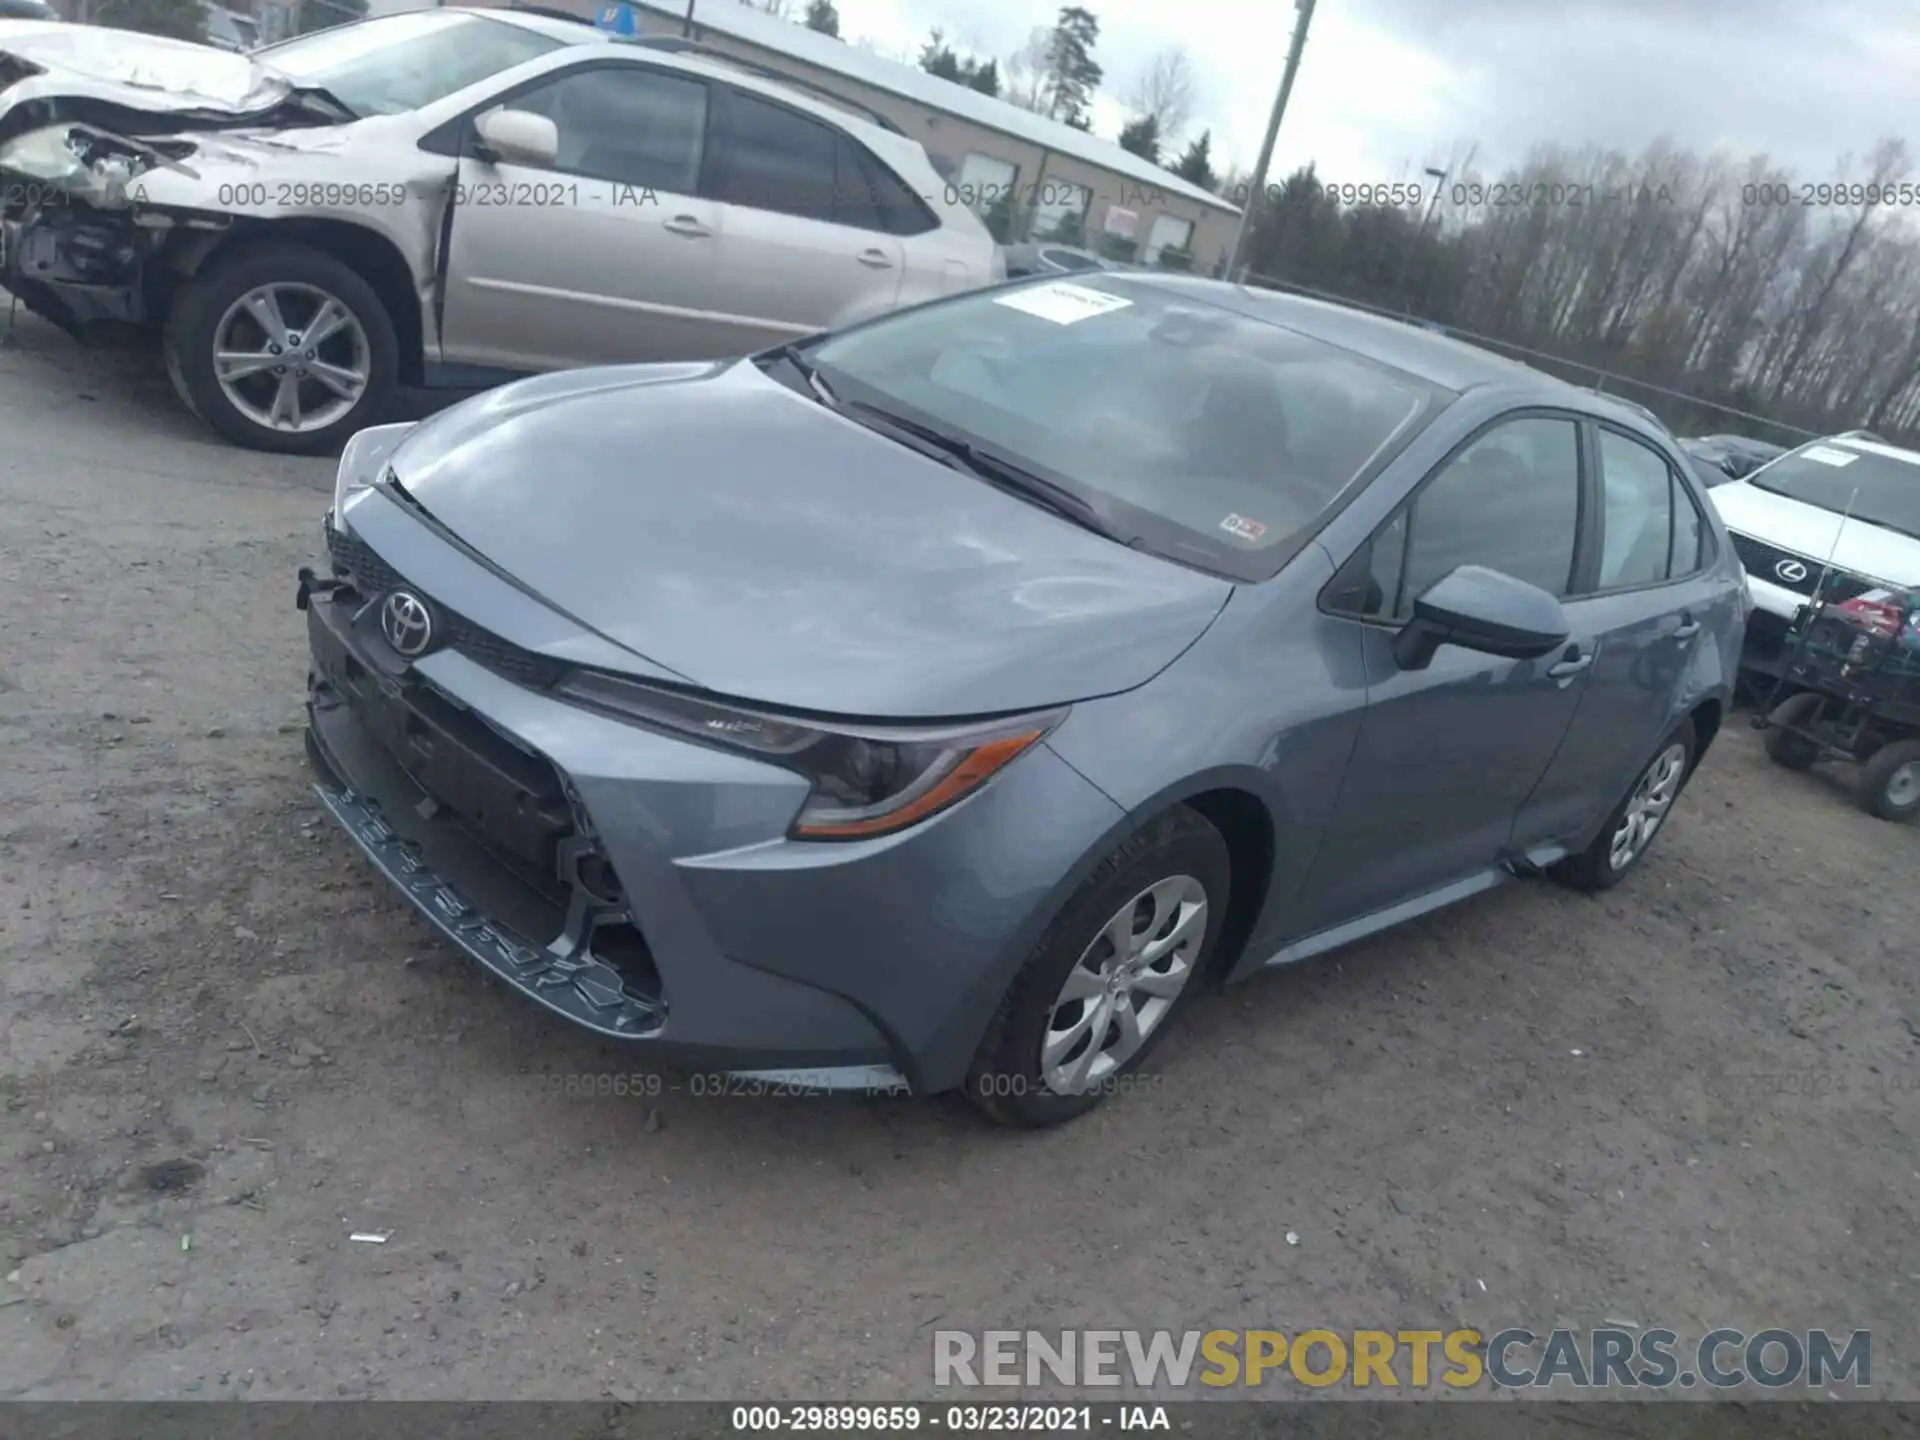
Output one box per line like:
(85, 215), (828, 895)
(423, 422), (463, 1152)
(0, 10), (993, 452)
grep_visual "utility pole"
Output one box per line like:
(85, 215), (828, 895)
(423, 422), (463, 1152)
(1224, 0), (1317, 283)
(1393, 165), (1450, 312)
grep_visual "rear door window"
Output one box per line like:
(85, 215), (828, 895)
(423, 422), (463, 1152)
(714, 90), (842, 223)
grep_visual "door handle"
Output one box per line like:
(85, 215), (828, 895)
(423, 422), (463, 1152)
(1673, 616), (1701, 640)
(663, 215), (711, 237)
(857, 248), (895, 269)
(1547, 653), (1594, 685)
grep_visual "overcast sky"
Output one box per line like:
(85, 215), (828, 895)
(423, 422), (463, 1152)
(828, 0), (1913, 185)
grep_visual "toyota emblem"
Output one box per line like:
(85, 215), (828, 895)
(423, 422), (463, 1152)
(379, 590), (435, 658)
(1774, 559), (1809, 584)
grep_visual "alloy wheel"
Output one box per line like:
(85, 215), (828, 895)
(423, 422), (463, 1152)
(1040, 875), (1207, 1095)
(1608, 741), (1688, 872)
(212, 283), (370, 435)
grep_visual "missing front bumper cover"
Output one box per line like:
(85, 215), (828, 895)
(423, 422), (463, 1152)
(308, 751), (668, 1039)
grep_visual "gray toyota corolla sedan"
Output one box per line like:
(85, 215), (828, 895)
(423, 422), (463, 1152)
(300, 273), (1744, 1126)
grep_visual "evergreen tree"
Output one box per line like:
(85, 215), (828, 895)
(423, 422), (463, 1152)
(803, 0), (840, 38)
(1118, 114), (1161, 164)
(1040, 7), (1102, 129)
(1172, 130), (1216, 190)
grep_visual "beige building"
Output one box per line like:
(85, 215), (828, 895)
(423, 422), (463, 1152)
(545, 0), (1244, 272)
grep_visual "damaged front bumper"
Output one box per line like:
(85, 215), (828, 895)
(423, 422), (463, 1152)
(1, 130), (214, 332)
(299, 566), (915, 1094)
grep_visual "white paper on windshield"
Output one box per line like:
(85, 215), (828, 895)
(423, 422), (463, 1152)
(1800, 445), (1859, 467)
(992, 283), (1134, 325)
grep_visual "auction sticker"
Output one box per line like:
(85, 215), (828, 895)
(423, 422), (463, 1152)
(992, 282), (1134, 325)
(1219, 513), (1268, 542)
(1800, 445), (1858, 466)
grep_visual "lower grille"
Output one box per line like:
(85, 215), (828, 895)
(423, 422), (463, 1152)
(325, 523), (566, 691)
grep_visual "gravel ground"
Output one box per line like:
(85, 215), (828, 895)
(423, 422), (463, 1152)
(2, 309), (1918, 1403)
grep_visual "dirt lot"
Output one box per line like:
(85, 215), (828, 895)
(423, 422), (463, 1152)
(2, 306), (1918, 1403)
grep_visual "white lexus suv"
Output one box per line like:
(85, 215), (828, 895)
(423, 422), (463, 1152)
(1708, 432), (1920, 671)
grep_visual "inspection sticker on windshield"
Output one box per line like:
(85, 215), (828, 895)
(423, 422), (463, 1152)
(1219, 514), (1268, 543)
(992, 283), (1134, 325)
(1800, 444), (1859, 467)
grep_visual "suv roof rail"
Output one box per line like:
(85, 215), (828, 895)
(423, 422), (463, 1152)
(508, 3), (599, 23)
(621, 35), (907, 135)
(1838, 429), (1886, 443)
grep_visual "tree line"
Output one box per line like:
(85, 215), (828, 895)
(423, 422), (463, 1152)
(1235, 140), (1920, 444)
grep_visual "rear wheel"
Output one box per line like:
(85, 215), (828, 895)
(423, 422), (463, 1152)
(164, 243), (398, 455)
(1555, 719), (1696, 893)
(965, 806), (1229, 1128)
(1856, 739), (1920, 822)
(1763, 692), (1823, 770)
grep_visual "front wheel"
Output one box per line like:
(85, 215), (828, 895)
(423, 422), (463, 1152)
(1555, 718), (1697, 893)
(1856, 739), (1920, 822)
(965, 806), (1230, 1128)
(164, 243), (398, 455)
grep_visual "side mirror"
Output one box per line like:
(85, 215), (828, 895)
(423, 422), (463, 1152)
(474, 108), (559, 169)
(1392, 564), (1570, 671)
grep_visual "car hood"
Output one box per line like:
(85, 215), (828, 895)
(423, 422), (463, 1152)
(0, 23), (342, 143)
(384, 361), (1234, 720)
(1711, 479), (1920, 587)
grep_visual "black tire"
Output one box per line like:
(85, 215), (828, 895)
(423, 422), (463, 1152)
(1763, 692), (1823, 770)
(965, 806), (1230, 1128)
(163, 243), (398, 455)
(1856, 738), (1920, 822)
(1555, 717), (1698, 894)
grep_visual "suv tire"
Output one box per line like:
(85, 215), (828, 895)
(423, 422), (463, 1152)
(165, 243), (398, 455)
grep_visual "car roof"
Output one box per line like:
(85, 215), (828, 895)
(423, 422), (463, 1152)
(1116, 275), (1608, 400)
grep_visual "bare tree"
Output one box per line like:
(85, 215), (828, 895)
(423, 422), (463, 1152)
(1002, 27), (1054, 114)
(1125, 46), (1198, 147)
(1237, 132), (1920, 443)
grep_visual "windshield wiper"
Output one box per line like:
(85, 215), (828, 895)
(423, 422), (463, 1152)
(768, 343), (839, 406)
(838, 400), (1134, 545)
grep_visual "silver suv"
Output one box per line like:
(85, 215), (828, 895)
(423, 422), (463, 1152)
(0, 9), (996, 451)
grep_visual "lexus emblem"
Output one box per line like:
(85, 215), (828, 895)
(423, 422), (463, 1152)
(379, 590), (435, 658)
(1774, 559), (1809, 584)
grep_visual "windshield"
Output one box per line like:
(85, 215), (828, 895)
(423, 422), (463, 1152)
(807, 277), (1446, 575)
(1746, 439), (1920, 539)
(254, 13), (565, 117)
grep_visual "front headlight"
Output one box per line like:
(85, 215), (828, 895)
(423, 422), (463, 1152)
(557, 671), (1066, 841)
